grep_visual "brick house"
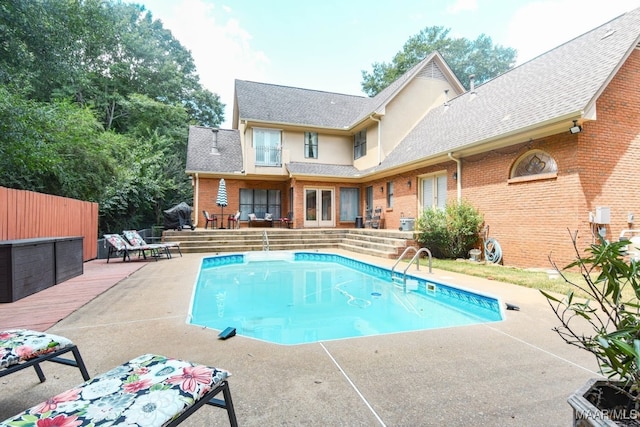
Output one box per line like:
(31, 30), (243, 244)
(186, 7), (640, 268)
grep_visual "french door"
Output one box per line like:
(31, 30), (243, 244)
(304, 188), (334, 227)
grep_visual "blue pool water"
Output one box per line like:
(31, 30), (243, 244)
(188, 252), (503, 345)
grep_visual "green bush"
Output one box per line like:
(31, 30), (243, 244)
(415, 201), (483, 259)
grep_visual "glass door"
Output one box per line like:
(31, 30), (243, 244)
(304, 188), (334, 227)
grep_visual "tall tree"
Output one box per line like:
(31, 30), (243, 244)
(361, 26), (517, 96)
(0, 0), (223, 233)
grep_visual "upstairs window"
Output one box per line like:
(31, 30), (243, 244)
(254, 128), (281, 167)
(511, 150), (557, 178)
(354, 129), (366, 160)
(304, 131), (318, 158)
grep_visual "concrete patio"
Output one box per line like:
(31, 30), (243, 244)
(0, 250), (601, 426)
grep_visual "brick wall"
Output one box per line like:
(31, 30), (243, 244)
(460, 49), (640, 268)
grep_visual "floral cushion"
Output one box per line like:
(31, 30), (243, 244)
(0, 329), (74, 369)
(1, 354), (231, 427)
(123, 230), (146, 247)
(104, 234), (129, 251)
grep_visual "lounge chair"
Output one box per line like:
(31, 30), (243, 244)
(1, 353), (237, 427)
(104, 233), (163, 262)
(123, 229), (182, 258)
(203, 210), (218, 229)
(0, 329), (89, 383)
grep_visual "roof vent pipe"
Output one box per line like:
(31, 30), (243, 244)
(444, 89), (450, 107)
(211, 129), (220, 155)
(469, 74), (476, 94)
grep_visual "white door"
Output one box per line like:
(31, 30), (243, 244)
(304, 188), (334, 227)
(421, 174), (447, 211)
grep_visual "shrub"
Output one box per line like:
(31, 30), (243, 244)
(415, 201), (483, 259)
(542, 233), (640, 400)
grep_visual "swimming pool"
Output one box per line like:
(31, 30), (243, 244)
(188, 251), (503, 345)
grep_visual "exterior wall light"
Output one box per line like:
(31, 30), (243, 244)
(569, 120), (582, 134)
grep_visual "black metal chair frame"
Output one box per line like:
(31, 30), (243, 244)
(166, 380), (238, 427)
(0, 344), (90, 383)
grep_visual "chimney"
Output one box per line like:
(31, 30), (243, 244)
(211, 129), (220, 155)
(469, 74), (476, 95)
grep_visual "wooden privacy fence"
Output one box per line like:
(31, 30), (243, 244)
(0, 187), (98, 261)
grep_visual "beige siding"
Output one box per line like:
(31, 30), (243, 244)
(284, 130), (353, 164)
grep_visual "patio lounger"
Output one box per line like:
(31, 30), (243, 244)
(1, 353), (238, 427)
(104, 233), (163, 262)
(0, 329), (89, 383)
(123, 229), (182, 259)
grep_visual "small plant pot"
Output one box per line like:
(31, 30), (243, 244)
(568, 378), (639, 426)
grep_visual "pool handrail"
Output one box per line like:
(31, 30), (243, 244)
(392, 247), (432, 273)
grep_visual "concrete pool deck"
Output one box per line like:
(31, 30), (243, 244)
(0, 250), (601, 426)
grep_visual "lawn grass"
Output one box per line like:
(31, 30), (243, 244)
(420, 257), (588, 297)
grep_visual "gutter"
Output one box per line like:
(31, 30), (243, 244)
(448, 152), (461, 202)
(370, 114), (381, 165)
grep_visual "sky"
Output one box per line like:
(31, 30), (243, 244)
(140, 0), (640, 128)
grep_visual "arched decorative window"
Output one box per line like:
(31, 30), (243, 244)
(511, 150), (557, 179)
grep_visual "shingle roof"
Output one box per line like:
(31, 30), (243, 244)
(235, 80), (373, 128)
(286, 162), (362, 178)
(186, 126), (243, 174)
(234, 52), (458, 130)
(375, 7), (640, 170)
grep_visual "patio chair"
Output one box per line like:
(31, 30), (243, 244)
(364, 209), (373, 228)
(1, 353), (237, 427)
(123, 229), (182, 258)
(0, 329), (89, 384)
(104, 233), (162, 263)
(279, 211), (293, 228)
(371, 207), (383, 229)
(203, 210), (218, 229)
(228, 211), (241, 229)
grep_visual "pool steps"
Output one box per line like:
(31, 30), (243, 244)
(163, 228), (417, 259)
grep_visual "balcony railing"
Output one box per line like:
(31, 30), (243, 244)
(255, 145), (282, 167)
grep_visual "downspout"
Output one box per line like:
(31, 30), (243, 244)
(370, 114), (381, 165)
(193, 173), (199, 227)
(448, 152), (461, 203)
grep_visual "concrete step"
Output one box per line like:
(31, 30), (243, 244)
(162, 228), (417, 260)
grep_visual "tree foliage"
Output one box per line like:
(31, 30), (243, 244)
(361, 26), (517, 96)
(0, 0), (224, 234)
